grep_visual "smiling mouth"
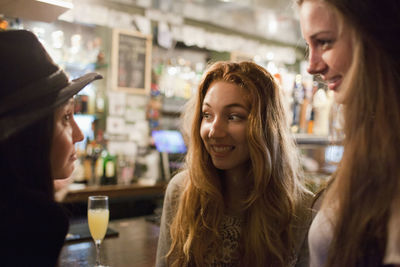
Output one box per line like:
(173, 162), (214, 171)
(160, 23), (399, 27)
(211, 145), (234, 154)
(325, 76), (342, 91)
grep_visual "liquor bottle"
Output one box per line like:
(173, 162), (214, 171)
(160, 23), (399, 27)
(83, 137), (95, 184)
(299, 82), (312, 133)
(100, 150), (117, 185)
(291, 75), (304, 133)
(71, 146), (87, 184)
(83, 155), (92, 184)
(313, 88), (333, 135)
(94, 152), (104, 185)
(307, 109), (315, 134)
(118, 154), (135, 185)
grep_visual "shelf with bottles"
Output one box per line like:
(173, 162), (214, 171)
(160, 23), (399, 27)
(72, 133), (163, 188)
(72, 133), (121, 186)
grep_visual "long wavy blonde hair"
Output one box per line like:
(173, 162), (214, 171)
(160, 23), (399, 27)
(167, 61), (307, 266)
(297, 0), (400, 265)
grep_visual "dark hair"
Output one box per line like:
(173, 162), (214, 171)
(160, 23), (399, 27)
(0, 113), (55, 202)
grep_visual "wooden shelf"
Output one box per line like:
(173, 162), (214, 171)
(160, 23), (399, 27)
(62, 182), (167, 203)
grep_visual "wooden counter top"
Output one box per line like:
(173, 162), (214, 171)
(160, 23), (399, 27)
(59, 216), (160, 267)
(62, 182), (167, 203)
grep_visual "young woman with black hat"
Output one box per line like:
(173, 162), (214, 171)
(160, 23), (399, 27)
(0, 30), (102, 266)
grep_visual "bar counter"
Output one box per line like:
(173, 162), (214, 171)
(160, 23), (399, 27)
(59, 216), (160, 267)
(62, 182), (167, 203)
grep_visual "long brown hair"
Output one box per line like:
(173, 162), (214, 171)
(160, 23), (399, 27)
(168, 61), (307, 266)
(298, 0), (400, 266)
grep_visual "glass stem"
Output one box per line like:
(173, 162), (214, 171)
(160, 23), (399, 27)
(95, 240), (102, 266)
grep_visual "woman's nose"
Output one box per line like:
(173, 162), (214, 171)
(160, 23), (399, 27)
(72, 120), (84, 143)
(208, 118), (226, 138)
(307, 48), (327, 75)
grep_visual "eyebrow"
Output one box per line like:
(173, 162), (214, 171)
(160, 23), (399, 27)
(309, 30), (332, 40)
(62, 98), (75, 110)
(203, 102), (249, 111)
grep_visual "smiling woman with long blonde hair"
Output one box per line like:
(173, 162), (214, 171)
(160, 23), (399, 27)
(156, 61), (314, 267)
(297, 0), (400, 266)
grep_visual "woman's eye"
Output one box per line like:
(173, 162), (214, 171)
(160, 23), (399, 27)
(317, 39), (333, 50)
(228, 114), (244, 121)
(64, 113), (72, 122)
(202, 112), (211, 120)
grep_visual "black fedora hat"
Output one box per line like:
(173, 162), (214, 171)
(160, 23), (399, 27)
(0, 29), (103, 141)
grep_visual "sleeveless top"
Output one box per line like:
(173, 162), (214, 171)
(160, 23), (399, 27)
(308, 202), (400, 266)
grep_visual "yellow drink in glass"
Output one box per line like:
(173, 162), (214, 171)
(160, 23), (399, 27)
(88, 195), (109, 266)
(88, 209), (109, 241)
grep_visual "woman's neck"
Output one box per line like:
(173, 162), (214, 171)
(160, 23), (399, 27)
(223, 169), (250, 216)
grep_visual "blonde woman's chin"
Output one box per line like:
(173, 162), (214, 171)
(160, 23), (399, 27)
(327, 77), (351, 105)
(333, 91), (346, 104)
(329, 83), (349, 105)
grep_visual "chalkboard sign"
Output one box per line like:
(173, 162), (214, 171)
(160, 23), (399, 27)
(112, 29), (152, 94)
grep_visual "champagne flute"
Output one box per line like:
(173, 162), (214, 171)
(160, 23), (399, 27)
(88, 196), (109, 267)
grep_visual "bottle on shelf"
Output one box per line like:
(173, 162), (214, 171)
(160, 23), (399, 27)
(82, 154), (92, 184)
(299, 80), (313, 133)
(83, 137), (96, 185)
(291, 74), (304, 133)
(307, 109), (315, 134)
(313, 88), (334, 136)
(117, 153), (135, 185)
(94, 152), (104, 185)
(100, 149), (117, 185)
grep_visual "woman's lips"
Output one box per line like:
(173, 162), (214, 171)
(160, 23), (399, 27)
(210, 145), (234, 156)
(326, 76), (342, 91)
(70, 153), (77, 161)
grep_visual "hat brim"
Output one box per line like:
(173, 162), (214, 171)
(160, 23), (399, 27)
(0, 72), (102, 141)
(53, 72), (103, 108)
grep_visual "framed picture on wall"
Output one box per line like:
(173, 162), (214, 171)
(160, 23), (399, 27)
(112, 29), (152, 95)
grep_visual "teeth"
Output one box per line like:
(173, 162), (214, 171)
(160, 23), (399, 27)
(212, 146), (233, 152)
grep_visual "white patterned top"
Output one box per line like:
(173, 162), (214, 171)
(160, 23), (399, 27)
(205, 214), (243, 266)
